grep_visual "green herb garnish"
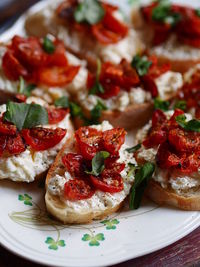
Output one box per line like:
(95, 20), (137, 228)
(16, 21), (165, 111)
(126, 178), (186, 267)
(85, 151), (110, 176)
(43, 36), (55, 54)
(4, 102), (48, 131)
(196, 8), (200, 17)
(54, 96), (69, 108)
(126, 144), (141, 153)
(74, 0), (105, 25)
(154, 98), (170, 111)
(127, 163), (139, 178)
(89, 59), (104, 95)
(131, 55), (152, 76)
(89, 100), (107, 124)
(174, 100), (187, 111)
(129, 162), (155, 209)
(18, 77), (36, 97)
(175, 114), (200, 132)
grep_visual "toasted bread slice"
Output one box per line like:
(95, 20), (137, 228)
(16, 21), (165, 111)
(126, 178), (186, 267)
(131, 8), (200, 73)
(146, 180), (200, 211)
(45, 121), (136, 224)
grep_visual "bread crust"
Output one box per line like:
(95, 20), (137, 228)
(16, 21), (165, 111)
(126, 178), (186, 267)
(146, 180), (200, 211)
(0, 90), (16, 104)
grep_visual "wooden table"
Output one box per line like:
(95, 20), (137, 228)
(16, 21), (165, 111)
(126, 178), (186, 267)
(1, 226), (200, 267)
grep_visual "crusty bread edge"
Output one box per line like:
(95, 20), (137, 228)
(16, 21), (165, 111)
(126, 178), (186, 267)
(146, 180), (200, 211)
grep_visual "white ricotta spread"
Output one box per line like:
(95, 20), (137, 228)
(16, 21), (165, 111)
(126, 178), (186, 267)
(47, 121), (137, 212)
(0, 98), (71, 182)
(151, 35), (200, 60)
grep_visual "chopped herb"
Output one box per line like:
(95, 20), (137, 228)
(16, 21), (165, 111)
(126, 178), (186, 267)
(54, 96), (69, 108)
(4, 102), (48, 131)
(176, 114), (200, 132)
(43, 36), (55, 54)
(127, 163), (138, 178)
(154, 98), (170, 111)
(129, 162), (155, 209)
(152, 0), (181, 26)
(131, 55), (152, 76)
(196, 8), (200, 17)
(126, 144), (141, 153)
(74, 0), (105, 25)
(174, 100), (186, 111)
(89, 59), (104, 95)
(69, 102), (83, 118)
(85, 151), (110, 176)
(18, 77), (36, 97)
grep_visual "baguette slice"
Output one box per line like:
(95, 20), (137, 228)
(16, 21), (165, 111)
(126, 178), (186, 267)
(45, 121), (136, 224)
(131, 8), (200, 73)
(146, 180), (200, 211)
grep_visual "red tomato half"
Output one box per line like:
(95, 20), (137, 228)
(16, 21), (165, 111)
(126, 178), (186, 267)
(21, 127), (66, 151)
(103, 128), (126, 156)
(75, 127), (102, 160)
(90, 172), (123, 193)
(6, 134), (26, 155)
(47, 108), (69, 124)
(0, 118), (17, 135)
(92, 24), (122, 44)
(62, 153), (85, 177)
(64, 179), (95, 201)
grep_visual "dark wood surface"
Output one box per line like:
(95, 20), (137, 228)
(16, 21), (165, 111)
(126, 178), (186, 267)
(1, 1), (200, 266)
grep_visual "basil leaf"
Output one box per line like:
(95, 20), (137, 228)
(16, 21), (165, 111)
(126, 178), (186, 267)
(126, 144), (141, 153)
(85, 151), (110, 176)
(196, 8), (200, 17)
(74, 0), (105, 25)
(89, 100), (107, 125)
(89, 59), (104, 95)
(174, 100), (186, 111)
(43, 36), (55, 54)
(154, 98), (170, 111)
(69, 102), (83, 118)
(152, 0), (181, 26)
(176, 115), (200, 132)
(129, 162), (155, 209)
(127, 163), (139, 178)
(54, 96), (69, 108)
(131, 55), (152, 76)
(4, 102), (49, 131)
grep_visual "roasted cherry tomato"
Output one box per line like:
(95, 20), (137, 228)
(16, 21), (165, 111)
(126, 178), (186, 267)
(62, 153), (85, 177)
(6, 134), (26, 155)
(64, 179), (95, 201)
(90, 172), (123, 193)
(75, 127), (102, 160)
(0, 118), (17, 135)
(105, 156), (125, 173)
(141, 75), (158, 98)
(38, 65), (80, 87)
(47, 40), (68, 66)
(103, 128), (126, 156)
(47, 108), (69, 124)
(0, 135), (7, 157)
(152, 109), (167, 127)
(21, 127), (66, 151)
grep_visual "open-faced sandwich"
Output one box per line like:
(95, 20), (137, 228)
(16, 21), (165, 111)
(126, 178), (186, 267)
(132, 0), (200, 73)
(0, 35), (88, 104)
(45, 121), (139, 223)
(25, 0), (144, 68)
(0, 96), (73, 182)
(74, 55), (183, 129)
(135, 108), (200, 210)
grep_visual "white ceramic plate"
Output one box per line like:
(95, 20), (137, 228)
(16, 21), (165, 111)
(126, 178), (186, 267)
(0, 0), (200, 266)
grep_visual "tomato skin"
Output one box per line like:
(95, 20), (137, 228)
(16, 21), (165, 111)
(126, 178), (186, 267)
(152, 109), (167, 127)
(38, 65), (80, 87)
(0, 118), (17, 135)
(6, 134), (26, 155)
(90, 172), (123, 193)
(104, 156), (125, 173)
(62, 153), (85, 177)
(64, 179), (95, 201)
(21, 127), (66, 151)
(2, 50), (28, 81)
(47, 108), (69, 124)
(0, 135), (7, 157)
(141, 75), (158, 98)
(75, 127), (102, 160)
(47, 40), (68, 67)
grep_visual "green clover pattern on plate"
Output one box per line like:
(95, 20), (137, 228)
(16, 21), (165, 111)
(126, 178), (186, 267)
(101, 219), (120, 230)
(82, 233), (105, 246)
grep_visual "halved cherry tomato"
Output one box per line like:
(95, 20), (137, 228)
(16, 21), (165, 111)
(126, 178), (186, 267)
(152, 109), (167, 127)
(141, 75), (158, 98)
(178, 153), (200, 174)
(75, 127), (102, 160)
(38, 65), (80, 87)
(178, 36), (200, 48)
(168, 109), (184, 126)
(143, 126), (167, 148)
(0, 135), (7, 157)
(14, 94), (27, 103)
(92, 24), (122, 44)
(90, 172), (123, 193)
(62, 153), (85, 177)
(64, 179), (95, 201)
(47, 108), (69, 124)
(103, 128), (126, 156)
(21, 127), (66, 151)
(6, 134), (26, 155)
(2, 50), (28, 80)
(99, 84), (120, 99)
(47, 40), (68, 67)
(0, 118), (17, 135)
(104, 156), (125, 173)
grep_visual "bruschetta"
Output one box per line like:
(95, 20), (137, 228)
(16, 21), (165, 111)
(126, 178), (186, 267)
(74, 55), (183, 129)
(0, 35), (88, 104)
(132, 1), (200, 73)
(135, 109), (200, 210)
(25, 0), (145, 69)
(45, 121), (137, 224)
(0, 96), (73, 182)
